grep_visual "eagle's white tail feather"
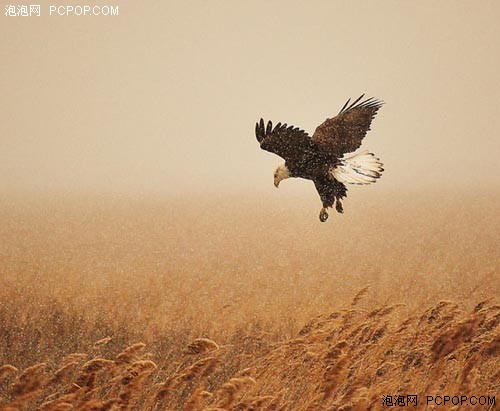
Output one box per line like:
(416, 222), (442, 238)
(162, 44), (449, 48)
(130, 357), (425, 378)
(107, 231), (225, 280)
(331, 150), (384, 185)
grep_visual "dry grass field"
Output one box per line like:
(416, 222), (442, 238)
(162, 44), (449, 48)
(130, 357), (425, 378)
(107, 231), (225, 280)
(0, 190), (499, 410)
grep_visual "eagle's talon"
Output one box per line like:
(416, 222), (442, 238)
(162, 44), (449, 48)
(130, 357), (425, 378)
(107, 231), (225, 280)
(335, 201), (344, 214)
(319, 208), (329, 222)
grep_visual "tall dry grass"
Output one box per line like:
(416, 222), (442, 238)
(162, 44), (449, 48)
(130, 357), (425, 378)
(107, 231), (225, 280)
(1, 297), (499, 410)
(0, 190), (499, 409)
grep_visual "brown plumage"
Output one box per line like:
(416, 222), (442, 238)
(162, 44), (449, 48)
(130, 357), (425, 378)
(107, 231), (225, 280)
(255, 94), (385, 222)
(312, 95), (384, 158)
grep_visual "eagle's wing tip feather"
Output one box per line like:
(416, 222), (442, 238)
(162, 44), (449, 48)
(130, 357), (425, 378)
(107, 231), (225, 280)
(265, 120), (272, 136)
(256, 118), (266, 142)
(340, 95), (385, 113)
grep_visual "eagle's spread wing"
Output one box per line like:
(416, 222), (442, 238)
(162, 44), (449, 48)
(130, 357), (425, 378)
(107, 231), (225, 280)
(312, 95), (383, 158)
(255, 118), (315, 163)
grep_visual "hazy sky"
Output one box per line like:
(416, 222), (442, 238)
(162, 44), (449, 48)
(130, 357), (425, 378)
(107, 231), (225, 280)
(1, 1), (499, 195)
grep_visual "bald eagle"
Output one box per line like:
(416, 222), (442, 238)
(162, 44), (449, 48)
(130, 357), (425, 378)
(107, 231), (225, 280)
(255, 95), (384, 222)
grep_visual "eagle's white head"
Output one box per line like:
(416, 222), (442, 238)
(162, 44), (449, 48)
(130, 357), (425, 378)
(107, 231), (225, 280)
(274, 164), (290, 187)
